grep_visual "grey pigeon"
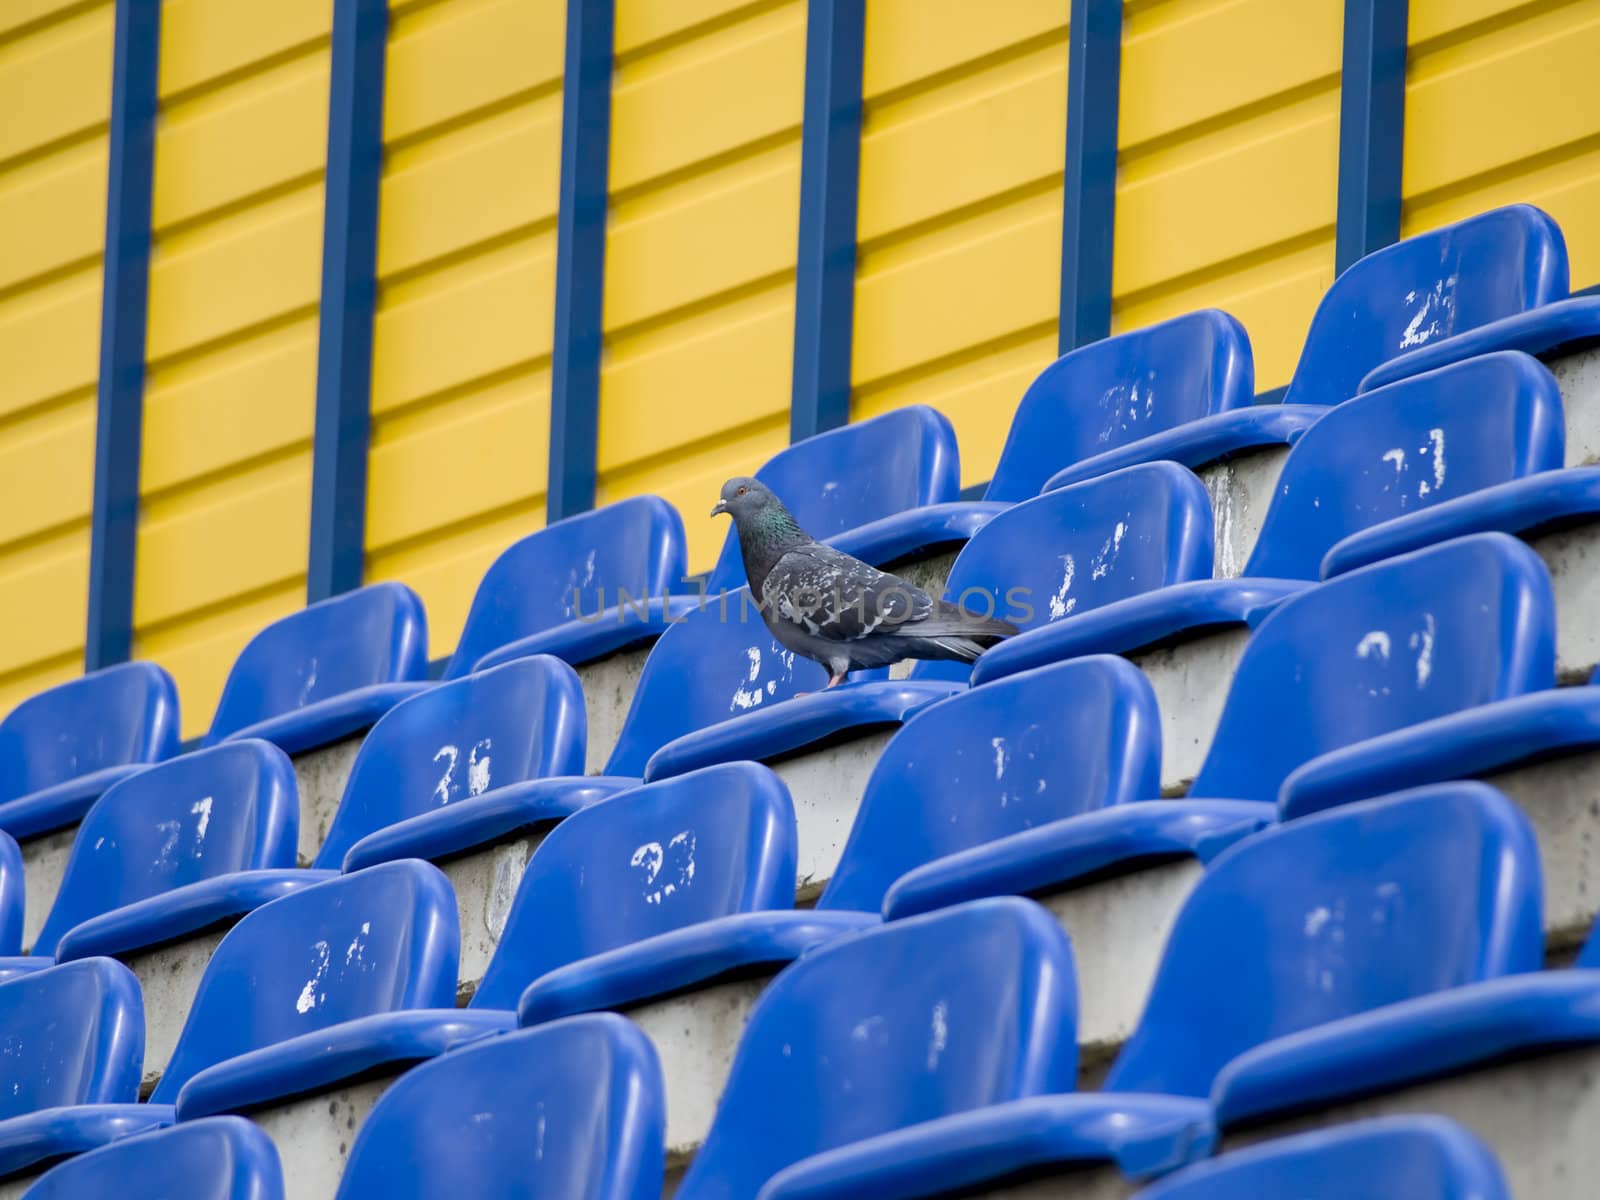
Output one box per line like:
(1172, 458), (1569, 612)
(711, 476), (1019, 688)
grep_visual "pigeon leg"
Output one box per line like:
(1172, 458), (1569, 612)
(824, 669), (849, 689)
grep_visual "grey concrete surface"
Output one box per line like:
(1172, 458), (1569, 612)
(292, 737), (364, 867)
(1131, 631), (1251, 797)
(19, 825), (75, 953)
(125, 926), (231, 1094)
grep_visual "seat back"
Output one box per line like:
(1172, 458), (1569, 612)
(1244, 351), (1566, 579)
(1190, 533), (1555, 803)
(336, 1015), (662, 1200)
(472, 762), (795, 1008)
(1284, 204), (1567, 409)
(909, 460), (1214, 682)
(0, 959), (144, 1116)
(0, 662), (178, 803)
(153, 861), (458, 1103)
(1135, 1117), (1508, 1200)
(206, 583), (428, 743)
(22, 1117), (285, 1200)
(987, 310), (1254, 501)
(315, 657), (587, 868)
(706, 407), (961, 590)
(446, 496), (688, 678)
(34, 740), (298, 958)
(1105, 784), (1541, 1097)
(821, 656), (1161, 912)
(676, 898), (1077, 1200)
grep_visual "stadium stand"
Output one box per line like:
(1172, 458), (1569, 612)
(5, 0), (1600, 1192)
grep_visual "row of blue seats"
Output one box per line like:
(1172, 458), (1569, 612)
(0, 526), (1575, 991)
(0, 779), (1582, 1198)
(4, 202), (1596, 853)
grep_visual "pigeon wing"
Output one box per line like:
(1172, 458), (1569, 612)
(760, 543), (932, 643)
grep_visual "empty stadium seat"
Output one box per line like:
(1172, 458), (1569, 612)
(639, 461), (1213, 785)
(756, 784), (1541, 1199)
(705, 406), (983, 591)
(0, 662), (179, 841)
(0, 959), (171, 1187)
(445, 495), (694, 677)
(0, 663), (181, 952)
(22, 1117), (284, 1200)
(0, 831), (21, 956)
(36, 739), (301, 962)
(203, 582), (429, 755)
(313, 656), (604, 870)
(334, 1015), (663, 1199)
(673, 897), (1080, 1199)
(885, 534), (1555, 920)
(973, 351), (1565, 690)
(1128, 1118), (1510, 1200)
(1043, 204), (1568, 496)
(152, 861), (505, 1116)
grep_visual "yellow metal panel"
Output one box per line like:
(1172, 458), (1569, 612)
(151, 50), (331, 233)
(384, 0), (563, 144)
(1409, 0), (1541, 46)
(1111, 0), (1341, 393)
(158, 0), (332, 99)
(136, 6), (329, 737)
(0, 269), (101, 415)
(850, 5), (1067, 487)
(0, 3), (112, 164)
(0, 2), (109, 693)
(598, 0), (806, 574)
(609, 2), (805, 193)
(0, 135), (108, 291)
(1403, 2), (1600, 290)
(365, 0), (568, 659)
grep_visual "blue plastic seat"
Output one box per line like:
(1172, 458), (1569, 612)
(671, 897), (1078, 1200)
(0, 662), (179, 842)
(637, 461), (1213, 784)
(755, 784), (1542, 1199)
(34, 740), (299, 963)
(886, 533), (1555, 921)
(1361, 294), (1600, 395)
(334, 1014), (662, 1200)
(447, 495), (696, 677)
(974, 351), (1565, 684)
(0, 831), (22, 956)
(1129, 1118), (1509, 1200)
(510, 661), (1188, 1031)
(152, 860), (510, 1118)
(1043, 204), (1567, 495)
(0, 959), (172, 1183)
(313, 656), (613, 871)
(448, 761), (846, 1015)
(204, 582), (429, 755)
(705, 407), (976, 591)
(22, 1117), (283, 1200)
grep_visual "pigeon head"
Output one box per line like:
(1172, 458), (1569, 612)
(712, 476), (805, 545)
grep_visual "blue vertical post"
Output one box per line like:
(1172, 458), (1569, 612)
(308, 0), (389, 602)
(86, 0), (161, 671)
(1335, 0), (1409, 274)
(789, 0), (865, 443)
(547, 0), (615, 522)
(1059, 0), (1123, 353)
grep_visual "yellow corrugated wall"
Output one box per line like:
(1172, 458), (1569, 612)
(1114, 0), (1343, 393)
(852, 0), (1070, 490)
(596, 0), (808, 573)
(0, 0), (114, 717)
(364, 0), (566, 659)
(1404, 0), (1600, 289)
(135, 0), (333, 738)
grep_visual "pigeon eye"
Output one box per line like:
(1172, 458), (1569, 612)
(737, 486), (747, 496)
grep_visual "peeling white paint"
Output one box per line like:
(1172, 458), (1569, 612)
(1356, 631), (1392, 661)
(731, 647), (765, 711)
(1090, 521), (1128, 581)
(296, 940), (331, 1013)
(926, 1000), (949, 1070)
(1047, 555), (1077, 620)
(990, 736), (1009, 781)
(1428, 428), (1446, 490)
(850, 1015), (885, 1045)
(299, 658), (319, 704)
(432, 745), (459, 804)
(1304, 906), (1332, 937)
(191, 796), (213, 844)
(467, 739), (492, 797)
(745, 647), (761, 682)
(1410, 613), (1436, 687)
(1382, 448), (1406, 474)
(154, 819), (181, 867)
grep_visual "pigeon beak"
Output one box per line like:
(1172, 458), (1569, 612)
(710, 500), (728, 517)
